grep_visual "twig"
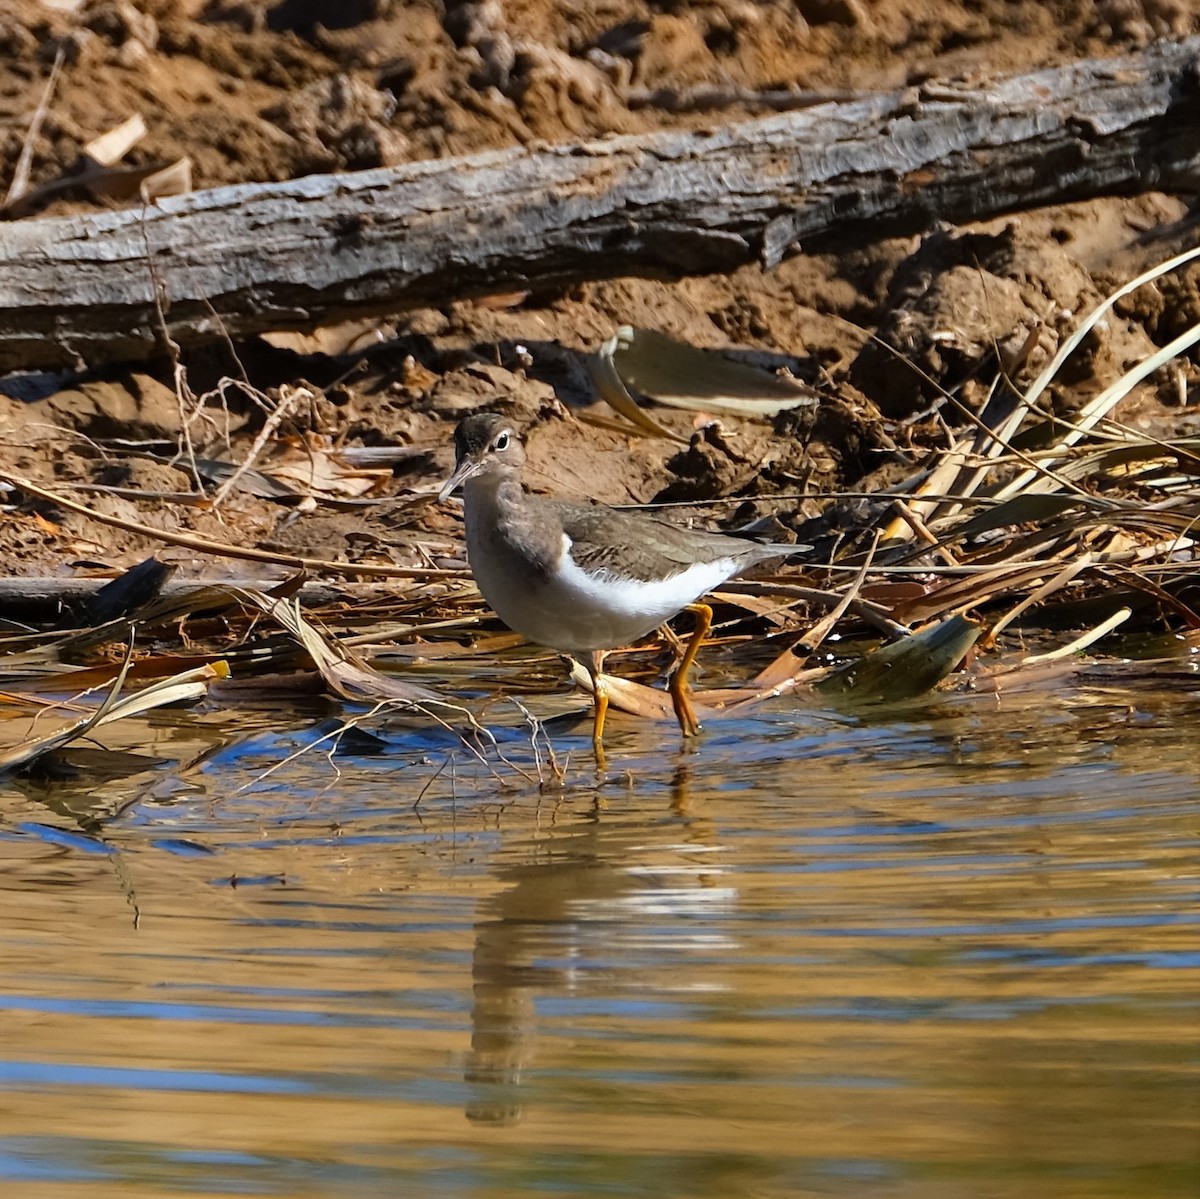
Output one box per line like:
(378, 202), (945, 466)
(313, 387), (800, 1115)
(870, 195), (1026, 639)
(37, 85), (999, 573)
(2, 46), (64, 214)
(210, 384), (309, 508)
(413, 755), (451, 811)
(718, 580), (906, 638)
(229, 708), (382, 795)
(795, 531), (882, 654)
(889, 498), (960, 566)
(135, 204), (206, 491)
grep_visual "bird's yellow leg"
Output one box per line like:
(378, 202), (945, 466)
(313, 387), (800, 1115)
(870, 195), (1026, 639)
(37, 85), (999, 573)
(587, 650), (609, 770)
(669, 602), (712, 738)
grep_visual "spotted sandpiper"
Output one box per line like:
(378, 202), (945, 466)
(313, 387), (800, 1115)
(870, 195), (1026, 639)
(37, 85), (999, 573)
(439, 413), (807, 762)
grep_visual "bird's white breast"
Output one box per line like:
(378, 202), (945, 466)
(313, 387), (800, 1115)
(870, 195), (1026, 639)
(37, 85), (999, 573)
(468, 521), (738, 653)
(550, 536), (737, 648)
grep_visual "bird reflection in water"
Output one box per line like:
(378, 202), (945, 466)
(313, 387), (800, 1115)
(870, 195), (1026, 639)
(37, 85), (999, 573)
(464, 765), (732, 1124)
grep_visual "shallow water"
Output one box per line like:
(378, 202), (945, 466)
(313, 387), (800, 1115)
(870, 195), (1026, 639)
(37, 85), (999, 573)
(0, 680), (1197, 1199)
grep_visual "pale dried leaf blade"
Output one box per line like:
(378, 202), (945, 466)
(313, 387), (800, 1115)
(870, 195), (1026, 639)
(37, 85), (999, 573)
(1055, 437), (1200, 483)
(92, 661), (229, 727)
(715, 663), (831, 708)
(986, 556), (1092, 644)
(973, 241), (1200, 472)
(0, 662), (229, 775)
(565, 659), (721, 722)
(1023, 607), (1133, 663)
(998, 311), (1200, 499)
(1019, 243), (1200, 420)
(240, 590), (447, 705)
(610, 326), (818, 416)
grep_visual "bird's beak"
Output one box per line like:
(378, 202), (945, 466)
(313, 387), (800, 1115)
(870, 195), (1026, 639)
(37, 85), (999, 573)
(437, 456), (481, 503)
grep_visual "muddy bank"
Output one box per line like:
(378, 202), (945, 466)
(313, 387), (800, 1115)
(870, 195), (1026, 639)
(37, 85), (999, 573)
(0, 2), (1197, 577)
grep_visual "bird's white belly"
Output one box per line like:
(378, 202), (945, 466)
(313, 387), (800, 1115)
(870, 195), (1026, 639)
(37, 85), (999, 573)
(468, 529), (736, 653)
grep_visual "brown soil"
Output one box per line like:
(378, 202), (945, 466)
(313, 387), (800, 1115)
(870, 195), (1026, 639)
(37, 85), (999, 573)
(0, 0), (1198, 580)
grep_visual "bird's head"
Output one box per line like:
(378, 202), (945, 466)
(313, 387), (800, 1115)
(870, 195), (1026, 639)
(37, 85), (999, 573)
(438, 412), (525, 501)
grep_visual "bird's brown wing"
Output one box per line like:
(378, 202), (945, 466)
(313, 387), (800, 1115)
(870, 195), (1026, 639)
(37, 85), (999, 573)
(547, 499), (783, 582)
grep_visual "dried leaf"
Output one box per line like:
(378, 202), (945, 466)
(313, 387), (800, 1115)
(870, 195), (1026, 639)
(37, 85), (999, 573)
(30, 511), (61, 536)
(816, 615), (982, 702)
(269, 446), (392, 498)
(259, 319), (394, 356)
(239, 590), (449, 706)
(191, 458), (300, 500)
(949, 493), (1089, 538)
(599, 326), (819, 417)
(1022, 606), (1133, 663)
(84, 114), (147, 167)
(587, 334), (686, 442)
(0, 661), (229, 775)
(565, 659), (721, 724)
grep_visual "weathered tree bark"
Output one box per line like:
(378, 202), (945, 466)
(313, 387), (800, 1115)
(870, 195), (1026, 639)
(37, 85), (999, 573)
(1, 37), (1197, 372)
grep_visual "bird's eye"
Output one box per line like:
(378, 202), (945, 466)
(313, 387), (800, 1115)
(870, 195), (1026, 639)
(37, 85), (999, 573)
(493, 431), (510, 452)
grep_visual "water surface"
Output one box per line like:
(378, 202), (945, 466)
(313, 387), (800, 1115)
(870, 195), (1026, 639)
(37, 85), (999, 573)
(1, 682), (1197, 1198)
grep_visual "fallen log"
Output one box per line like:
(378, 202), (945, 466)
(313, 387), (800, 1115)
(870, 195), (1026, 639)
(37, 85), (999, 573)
(0, 576), (398, 623)
(0, 36), (1197, 372)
